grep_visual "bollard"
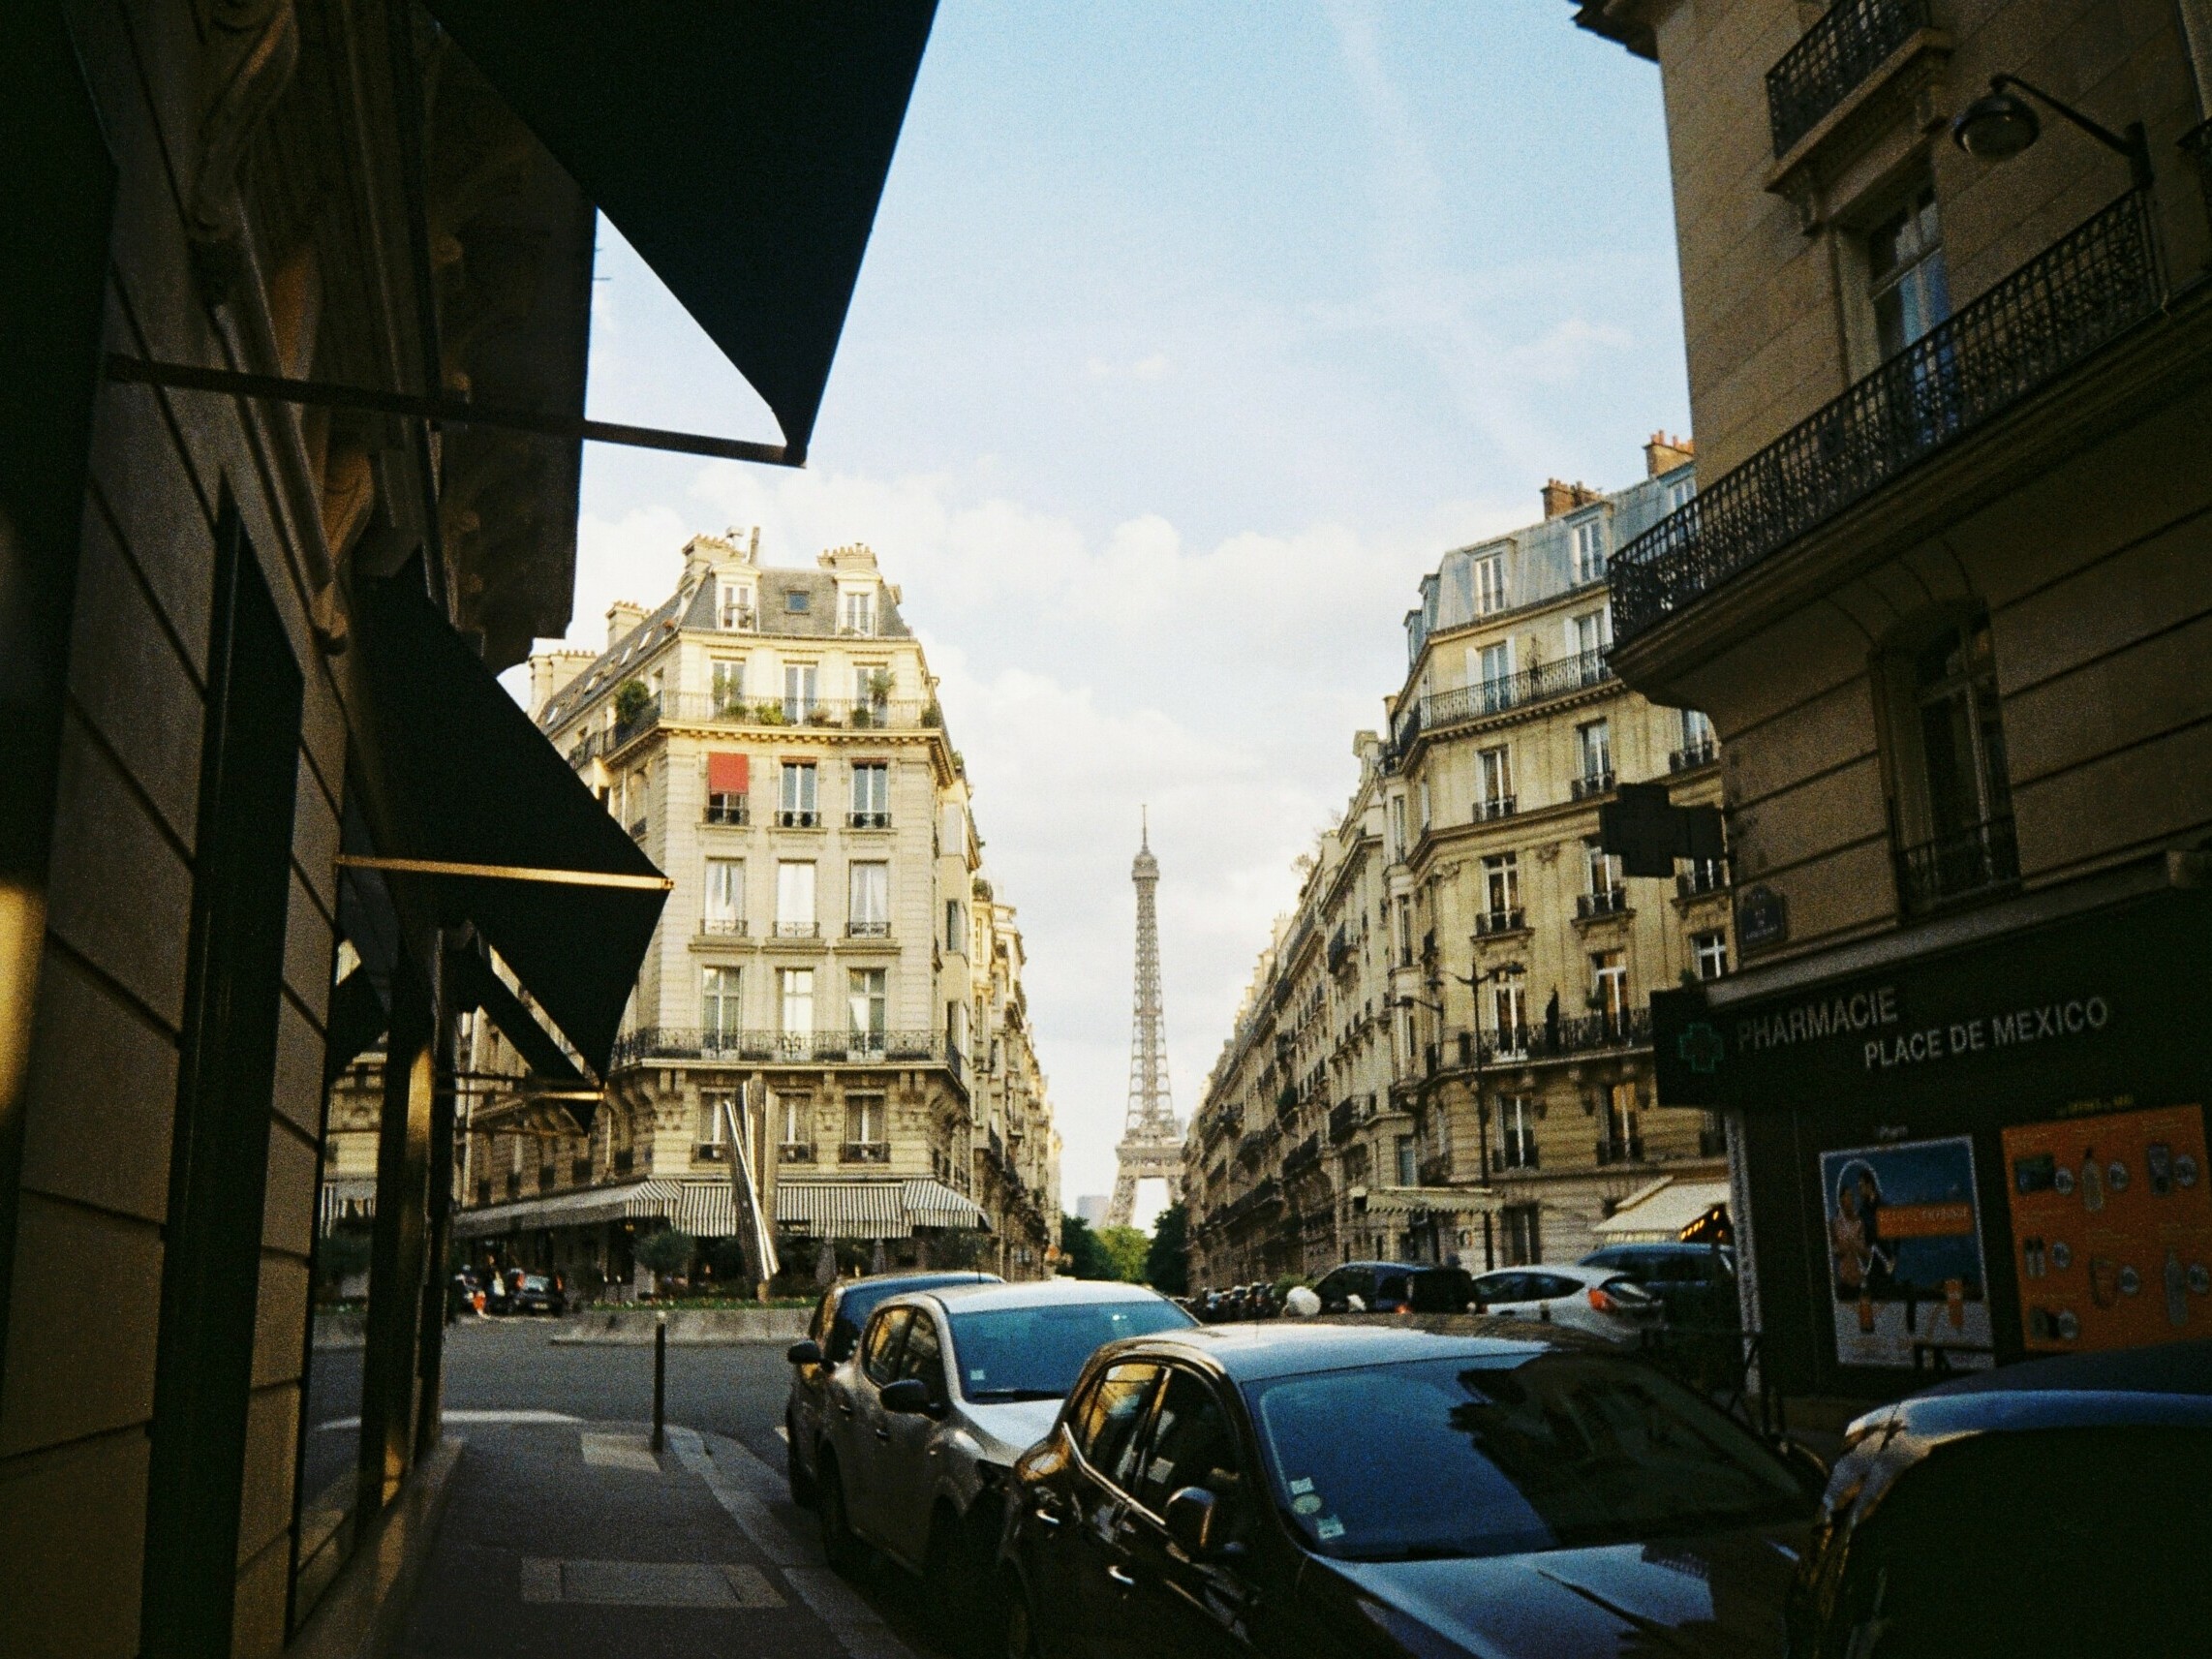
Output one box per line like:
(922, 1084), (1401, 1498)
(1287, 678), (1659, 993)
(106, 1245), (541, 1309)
(652, 1311), (667, 1453)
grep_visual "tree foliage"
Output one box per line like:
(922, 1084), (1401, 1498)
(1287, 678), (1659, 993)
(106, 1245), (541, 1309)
(636, 1226), (695, 1279)
(1096, 1225), (1150, 1283)
(1144, 1203), (1188, 1295)
(1059, 1214), (1115, 1279)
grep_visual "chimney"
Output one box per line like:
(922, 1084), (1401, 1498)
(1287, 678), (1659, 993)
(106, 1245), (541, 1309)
(1541, 478), (1604, 520)
(605, 599), (646, 651)
(528, 648), (594, 718)
(1644, 431), (1695, 477)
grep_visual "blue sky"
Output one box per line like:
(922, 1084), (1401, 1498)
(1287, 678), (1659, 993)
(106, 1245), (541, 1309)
(535, 3), (1685, 1214)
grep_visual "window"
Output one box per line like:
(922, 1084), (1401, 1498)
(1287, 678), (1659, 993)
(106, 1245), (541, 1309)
(775, 861), (817, 935)
(1603, 1081), (1642, 1161)
(1473, 553), (1507, 615)
(1496, 1094), (1538, 1171)
(782, 662), (818, 722)
(1491, 978), (1527, 1049)
(1132, 1369), (1244, 1521)
(1576, 719), (1613, 785)
(896, 1310), (944, 1400)
(848, 968), (887, 1042)
(840, 1096), (884, 1150)
(784, 589), (812, 614)
(841, 588), (876, 635)
(719, 582), (753, 630)
(850, 761), (889, 826)
(1591, 950), (1628, 1022)
(1395, 897), (1412, 967)
(1571, 516), (1607, 584)
(1663, 476), (1694, 513)
(710, 658), (745, 712)
(705, 751), (748, 823)
(1069, 1362), (1162, 1484)
(1693, 931), (1730, 981)
(848, 862), (889, 936)
(1501, 1203), (1542, 1266)
(779, 968), (814, 1034)
(1682, 708), (1714, 751)
(702, 967), (742, 1038)
(1570, 609), (1610, 674)
(1473, 640), (1514, 713)
(945, 899), (964, 952)
(1868, 184), (1950, 361)
(1481, 853), (1520, 920)
(1888, 612), (2016, 909)
(779, 761), (818, 827)
(1390, 795), (1407, 857)
(1416, 778), (1431, 834)
(779, 1093), (811, 1149)
(1477, 746), (1513, 818)
(698, 1094), (727, 1146)
(1396, 1134), (1419, 1186)
(704, 857), (744, 932)
(861, 1307), (908, 1385)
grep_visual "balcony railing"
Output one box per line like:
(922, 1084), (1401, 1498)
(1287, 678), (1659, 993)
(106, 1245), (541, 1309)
(1456, 1007), (1653, 1067)
(1613, 191), (2165, 645)
(771, 921), (820, 938)
(570, 1157), (592, 1184)
(1396, 651), (1613, 749)
(1418, 1152), (1454, 1187)
(1570, 769), (1616, 800)
(1476, 795), (1517, 821)
(845, 920), (892, 938)
(1577, 888), (1629, 919)
(779, 1142), (815, 1164)
(842, 1141), (890, 1164)
(1895, 814), (2018, 914)
(693, 1143), (727, 1163)
(699, 917), (748, 937)
(1496, 1131), (1540, 1172)
(776, 810), (820, 830)
(1676, 860), (1729, 898)
(1595, 1134), (1647, 1167)
(847, 811), (892, 830)
(1766, 0), (1932, 158)
(1474, 906), (1526, 937)
(1670, 740), (1717, 773)
(610, 691), (930, 740)
(608, 1027), (954, 1067)
(703, 798), (748, 826)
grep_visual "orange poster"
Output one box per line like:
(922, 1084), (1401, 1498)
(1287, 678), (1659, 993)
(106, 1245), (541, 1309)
(2004, 1105), (2212, 1354)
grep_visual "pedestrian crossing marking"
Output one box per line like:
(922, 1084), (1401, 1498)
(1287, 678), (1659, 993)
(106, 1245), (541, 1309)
(580, 1431), (661, 1472)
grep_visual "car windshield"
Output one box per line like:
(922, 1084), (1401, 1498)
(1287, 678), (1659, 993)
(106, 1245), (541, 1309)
(948, 1299), (1194, 1401)
(1246, 1351), (1806, 1560)
(521, 1276), (550, 1292)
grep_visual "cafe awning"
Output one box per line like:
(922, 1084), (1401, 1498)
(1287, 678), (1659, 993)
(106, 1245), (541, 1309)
(1357, 1185), (1498, 1216)
(774, 1180), (990, 1242)
(353, 572), (669, 1076)
(1593, 1178), (1733, 1243)
(423, 0), (938, 458)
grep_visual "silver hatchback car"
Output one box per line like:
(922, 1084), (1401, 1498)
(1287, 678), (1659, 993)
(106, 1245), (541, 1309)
(798, 1277), (1193, 1643)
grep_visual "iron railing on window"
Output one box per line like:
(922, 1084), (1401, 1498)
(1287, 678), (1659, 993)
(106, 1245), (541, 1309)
(608, 1027), (949, 1067)
(1395, 651), (1613, 750)
(1896, 814), (2018, 912)
(1766, 0), (1931, 158)
(1612, 191), (2165, 645)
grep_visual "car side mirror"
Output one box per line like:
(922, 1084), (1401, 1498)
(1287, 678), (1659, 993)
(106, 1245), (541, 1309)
(785, 1338), (823, 1367)
(1773, 1436), (1830, 1499)
(1163, 1486), (1221, 1558)
(879, 1377), (938, 1416)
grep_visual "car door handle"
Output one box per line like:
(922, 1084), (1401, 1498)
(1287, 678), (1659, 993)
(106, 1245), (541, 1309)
(875, 1427), (891, 1441)
(838, 1401), (855, 1418)
(1105, 1565), (1135, 1588)
(1031, 1505), (1062, 1527)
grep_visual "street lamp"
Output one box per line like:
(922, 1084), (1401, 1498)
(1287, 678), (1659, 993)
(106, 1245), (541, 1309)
(1952, 74), (2153, 189)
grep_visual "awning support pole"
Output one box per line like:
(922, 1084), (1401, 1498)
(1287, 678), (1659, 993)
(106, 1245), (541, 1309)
(106, 354), (801, 467)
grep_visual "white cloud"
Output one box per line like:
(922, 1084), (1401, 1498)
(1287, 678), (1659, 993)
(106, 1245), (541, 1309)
(1084, 352), (1173, 383)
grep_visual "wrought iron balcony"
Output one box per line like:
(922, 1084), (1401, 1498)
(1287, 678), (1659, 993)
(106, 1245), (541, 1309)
(1613, 191), (2165, 645)
(693, 1143), (727, 1163)
(703, 798), (748, 825)
(1570, 769), (1616, 800)
(845, 920), (892, 938)
(842, 1141), (890, 1164)
(772, 921), (820, 938)
(1895, 814), (2018, 913)
(1475, 906), (1526, 937)
(1594, 1134), (1647, 1167)
(1675, 859), (1729, 899)
(570, 1157), (592, 1184)
(1670, 740), (1717, 773)
(1577, 887), (1629, 919)
(698, 916), (748, 937)
(1396, 651), (1613, 749)
(1766, 0), (1932, 158)
(608, 1027), (952, 1067)
(776, 810), (820, 830)
(1418, 1152), (1454, 1187)
(847, 811), (892, 830)
(643, 691), (927, 732)
(1476, 795), (1517, 821)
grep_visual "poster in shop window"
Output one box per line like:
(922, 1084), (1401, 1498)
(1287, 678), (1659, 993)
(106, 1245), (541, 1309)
(2004, 1104), (2212, 1355)
(1820, 1136), (1992, 1370)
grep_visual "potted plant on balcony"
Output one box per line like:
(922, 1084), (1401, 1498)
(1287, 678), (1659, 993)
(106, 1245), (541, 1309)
(613, 678), (652, 729)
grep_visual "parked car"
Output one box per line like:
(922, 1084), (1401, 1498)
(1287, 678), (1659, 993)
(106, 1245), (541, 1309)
(1580, 1241), (1737, 1327)
(1310, 1261), (1478, 1314)
(783, 1270), (1000, 1505)
(998, 1320), (1822, 1658)
(796, 1277), (1194, 1643)
(1788, 1338), (2212, 1658)
(505, 1273), (567, 1315)
(1465, 1263), (1662, 1342)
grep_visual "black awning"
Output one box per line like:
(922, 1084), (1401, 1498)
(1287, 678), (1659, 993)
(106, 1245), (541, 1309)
(354, 572), (667, 1076)
(423, 0), (938, 458)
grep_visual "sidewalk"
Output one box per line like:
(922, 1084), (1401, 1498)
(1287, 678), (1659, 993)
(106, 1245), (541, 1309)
(400, 1418), (930, 1659)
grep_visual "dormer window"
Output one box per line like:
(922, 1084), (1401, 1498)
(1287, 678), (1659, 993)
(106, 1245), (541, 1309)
(1571, 517), (1608, 585)
(718, 582), (754, 630)
(784, 590), (811, 614)
(841, 588), (876, 635)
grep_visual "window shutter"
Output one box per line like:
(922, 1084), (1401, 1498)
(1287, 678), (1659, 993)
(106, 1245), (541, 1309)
(707, 752), (749, 794)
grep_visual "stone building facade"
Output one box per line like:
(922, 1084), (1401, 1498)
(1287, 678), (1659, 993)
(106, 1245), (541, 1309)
(438, 533), (1060, 1282)
(1188, 448), (1734, 1284)
(1575, 1), (2212, 1406)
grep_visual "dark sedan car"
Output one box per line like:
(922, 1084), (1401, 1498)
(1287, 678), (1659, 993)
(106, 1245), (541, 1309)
(1788, 1339), (2212, 1658)
(1310, 1260), (1477, 1314)
(783, 1270), (999, 1505)
(998, 1321), (1821, 1658)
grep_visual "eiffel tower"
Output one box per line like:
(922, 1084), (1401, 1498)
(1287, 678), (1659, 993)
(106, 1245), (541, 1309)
(1107, 813), (1183, 1228)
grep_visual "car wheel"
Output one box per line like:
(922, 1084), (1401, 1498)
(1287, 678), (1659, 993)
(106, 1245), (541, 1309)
(815, 1453), (862, 1575)
(785, 1419), (815, 1507)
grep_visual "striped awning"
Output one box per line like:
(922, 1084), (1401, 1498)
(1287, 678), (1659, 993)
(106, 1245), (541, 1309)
(451, 1179), (681, 1238)
(774, 1179), (989, 1242)
(1357, 1184), (1497, 1217)
(320, 1177), (378, 1226)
